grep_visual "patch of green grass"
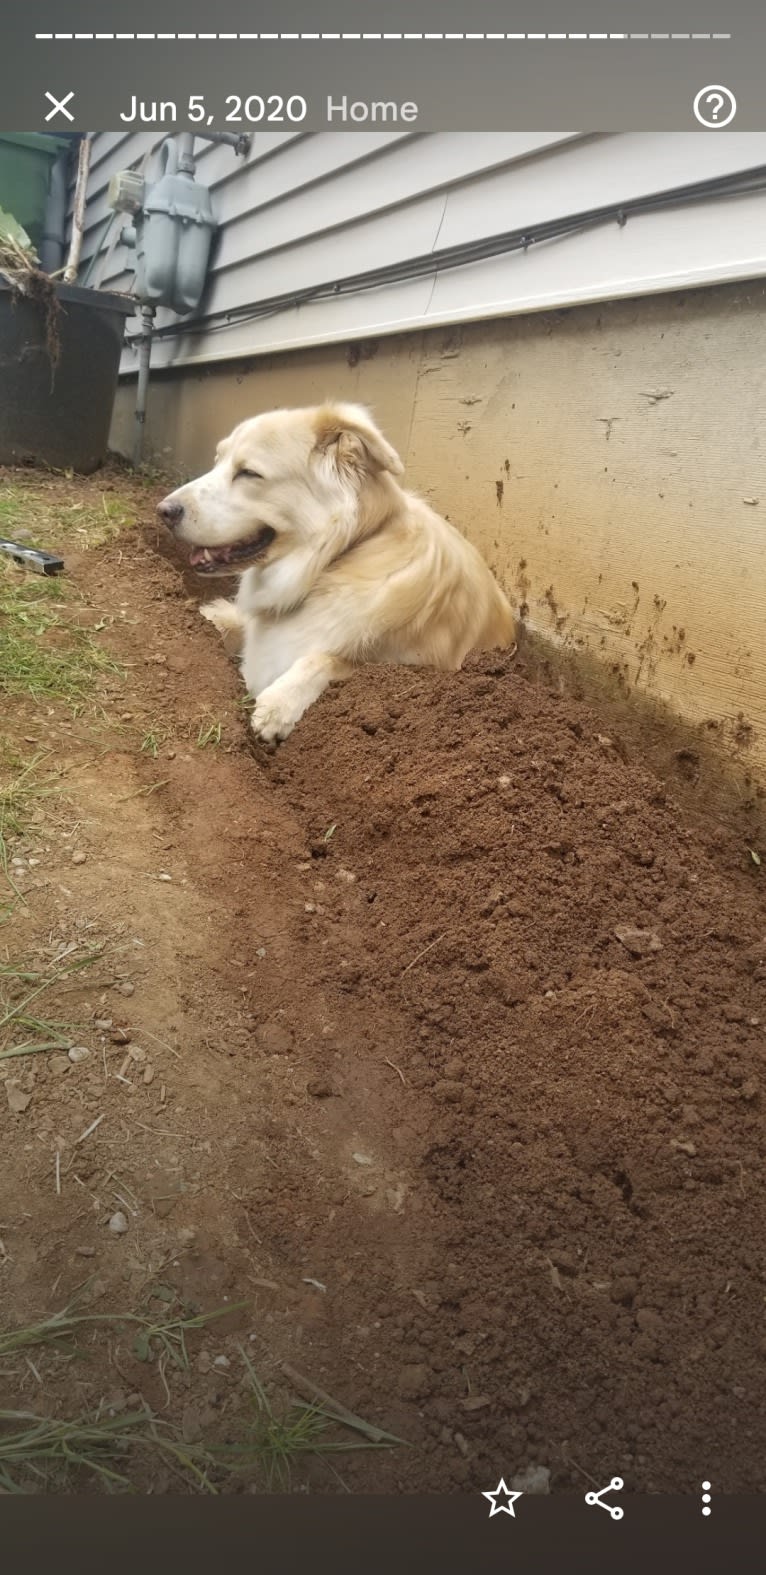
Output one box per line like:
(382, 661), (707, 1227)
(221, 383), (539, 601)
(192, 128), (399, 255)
(0, 565), (123, 707)
(213, 1347), (401, 1490)
(0, 1298), (242, 1364)
(196, 718), (222, 749)
(0, 752), (59, 908)
(0, 1405), (222, 1494)
(139, 723), (169, 759)
(0, 483), (132, 552)
(0, 948), (100, 1059)
(0, 1306), (401, 1493)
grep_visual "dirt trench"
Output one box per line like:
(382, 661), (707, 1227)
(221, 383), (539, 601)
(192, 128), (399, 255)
(1, 475), (766, 1494)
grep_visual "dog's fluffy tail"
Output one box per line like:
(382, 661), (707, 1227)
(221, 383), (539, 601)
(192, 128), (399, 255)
(480, 585), (517, 651)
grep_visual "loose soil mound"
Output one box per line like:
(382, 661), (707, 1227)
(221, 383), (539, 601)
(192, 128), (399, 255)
(1, 481), (765, 1493)
(270, 655), (766, 1491)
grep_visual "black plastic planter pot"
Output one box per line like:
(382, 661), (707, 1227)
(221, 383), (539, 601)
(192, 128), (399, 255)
(0, 279), (133, 474)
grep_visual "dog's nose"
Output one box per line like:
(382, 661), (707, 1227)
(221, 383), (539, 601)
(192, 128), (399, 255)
(157, 497), (184, 529)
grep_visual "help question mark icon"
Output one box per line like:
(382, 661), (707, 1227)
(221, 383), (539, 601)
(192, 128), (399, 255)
(694, 85), (737, 128)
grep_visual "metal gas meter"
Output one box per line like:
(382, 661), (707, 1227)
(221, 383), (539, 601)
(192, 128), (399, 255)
(111, 137), (217, 315)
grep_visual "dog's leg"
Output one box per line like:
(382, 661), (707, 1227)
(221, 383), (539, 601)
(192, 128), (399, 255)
(200, 598), (246, 659)
(251, 652), (353, 744)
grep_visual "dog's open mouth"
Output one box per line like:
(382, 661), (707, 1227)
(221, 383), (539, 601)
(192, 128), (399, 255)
(188, 527), (276, 574)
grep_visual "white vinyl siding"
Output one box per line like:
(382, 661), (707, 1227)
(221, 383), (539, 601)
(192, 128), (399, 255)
(78, 130), (766, 372)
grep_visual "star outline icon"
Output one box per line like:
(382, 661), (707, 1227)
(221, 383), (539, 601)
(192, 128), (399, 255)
(482, 1477), (523, 1517)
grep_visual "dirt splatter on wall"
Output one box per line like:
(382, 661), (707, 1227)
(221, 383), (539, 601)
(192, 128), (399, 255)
(111, 279), (766, 776)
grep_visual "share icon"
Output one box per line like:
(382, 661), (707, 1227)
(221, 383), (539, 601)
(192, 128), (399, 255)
(585, 1476), (624, 1521)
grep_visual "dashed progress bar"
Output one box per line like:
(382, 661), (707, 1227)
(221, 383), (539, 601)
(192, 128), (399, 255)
(35, 32), (733, 43)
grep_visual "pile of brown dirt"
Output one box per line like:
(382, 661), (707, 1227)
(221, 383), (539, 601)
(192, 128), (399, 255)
(262, 652), (766, 1493)
(1, 482), (765, 1495)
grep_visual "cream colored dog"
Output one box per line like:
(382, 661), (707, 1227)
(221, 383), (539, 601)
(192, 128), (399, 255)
(157, 403), (516, 744)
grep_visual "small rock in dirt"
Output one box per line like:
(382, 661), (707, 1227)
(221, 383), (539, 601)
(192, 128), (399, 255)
(213, 1355), (230, 1370)
(433, 1081), (463, 1104)
(550, 1249), (578, 1277)
(460, 1394), (492, 1412)
(181, 1404), (204, 1443)
(118, 982), (135, 997)
(108, 1211), (129, 1235)
(158, 873), (172, 883)
(94, 1018), (113, 1031)
(144, 1065), (155, 1085)
(642, 1001), (676, 1037)
(6, 1083), (31, 1114)
(635, 1308), (663, 1335)
(444, 1058), (465, 1080)
(670, 1138), (697, 1156)
(512, 1464), (551, 1495)
(255, 1020), (294, 1055)
(71, 850), (87, 865)
(68, 1045), (91, 1064)
(307, 1078), (336, 1098)
(76, 1246), (96, 1258)
(741, 1078), (759, 1102)
(336, 867), (356, 884)
(610, 1277), (638, 1307)
(497, 971), (527, 1006)
(48, 1054), (71, 1077)
(743, 939), (766, 971)
(353, 1152), (374, 1166)
(110, 1027), (131, 1045)
(397, 1363), (433, 1401)
(178, 1227), (197, 1245)
(632, 1331), (658, 1360)
(614, 924), (663, 957)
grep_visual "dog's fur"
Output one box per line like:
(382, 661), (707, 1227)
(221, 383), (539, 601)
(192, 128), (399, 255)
(157, 403), (516, 743)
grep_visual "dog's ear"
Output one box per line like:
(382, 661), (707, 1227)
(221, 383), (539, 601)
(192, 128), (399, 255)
(313, 404), (404, 479)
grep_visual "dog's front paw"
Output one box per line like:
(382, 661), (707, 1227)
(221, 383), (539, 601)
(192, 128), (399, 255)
(251, 693), (297, 745)
(200, 598), (241, 635)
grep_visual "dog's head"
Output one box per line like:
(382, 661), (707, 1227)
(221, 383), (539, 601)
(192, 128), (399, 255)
(156, 403), (404, 579)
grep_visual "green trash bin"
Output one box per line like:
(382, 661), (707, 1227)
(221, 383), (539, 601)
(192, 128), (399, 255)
(0, 133), (71, 255)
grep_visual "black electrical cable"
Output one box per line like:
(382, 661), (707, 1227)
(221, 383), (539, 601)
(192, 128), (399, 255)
(124, 166), (766, 349)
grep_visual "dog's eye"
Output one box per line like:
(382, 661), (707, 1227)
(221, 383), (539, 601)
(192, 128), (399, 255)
(236, 468), (262, 481)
